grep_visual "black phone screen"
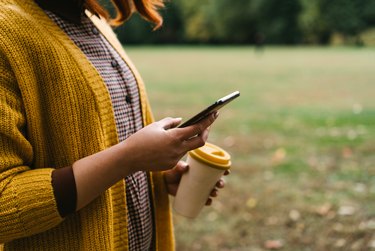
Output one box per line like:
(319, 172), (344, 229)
(178, 91), (240, 128)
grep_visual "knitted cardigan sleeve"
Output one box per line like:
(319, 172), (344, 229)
(0, 49), (63, 243)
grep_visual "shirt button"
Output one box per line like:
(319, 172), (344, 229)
(111, 60), (118, 68)
(92, 27), (99, 35)
(125, 95), (132, 104)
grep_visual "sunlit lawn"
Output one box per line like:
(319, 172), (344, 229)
(127, 46), (375, 251)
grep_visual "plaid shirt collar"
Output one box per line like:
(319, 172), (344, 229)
(35, 0), (85, 24)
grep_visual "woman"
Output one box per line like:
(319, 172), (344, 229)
(0, 0), (227, 250)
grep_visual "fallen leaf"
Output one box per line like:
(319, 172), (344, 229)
(207, 211), (218, 221)
(334, 239), (346, 248)
(289, 209), (301, 221)
(316, 203), (332, 217)
(338, 205), (356, 216)
(264, 239), (284, 250)
(368, 239), (375, 249)
(342, 147), (353, 158)
(359, 219), (375, 230)
(272, 148), (286, 164)
(265, 216), (279, 226)
(354, 183), (366, 193)
(246, 198), (257, 209)
(350, 239), (363, 250)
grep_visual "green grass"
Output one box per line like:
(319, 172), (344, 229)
(126, 46), (375, 251)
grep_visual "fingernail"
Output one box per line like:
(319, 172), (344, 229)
(213, 111), (219, 119)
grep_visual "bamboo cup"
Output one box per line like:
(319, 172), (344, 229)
(173, 142), (231, 218)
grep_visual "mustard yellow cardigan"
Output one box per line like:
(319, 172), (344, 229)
(0, 0), (174, 250)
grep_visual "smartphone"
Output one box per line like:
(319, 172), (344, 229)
(178, 91), (240, 128)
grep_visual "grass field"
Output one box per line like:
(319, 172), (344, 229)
(126, 46), (375, 251)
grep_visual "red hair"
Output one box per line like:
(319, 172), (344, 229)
(85, 0), (165, 29)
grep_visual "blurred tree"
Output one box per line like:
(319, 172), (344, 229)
(206, 0), (257, 44)
(174, 0), (214, 43)
(114, 1), (184, 44)
(299, 0), (331, 44)
(96, 0), (375, 45)
(177, 0), (302, 44)
(253, 0), (302, 44)
(318, 0), (366, 43)
(359, 0), (375, 25)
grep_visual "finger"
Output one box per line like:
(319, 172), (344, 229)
(176, 160), (189, 174)
(200, 127), (210, 142)
(159, 117), (183, 130)
(224, 170), (231, 176)
(167, 184), (179, 196)
(180, 112), (219, 139)
(164, 161), (188, 184)
(210, 188), (218, 197)
(205, 198), (213, 206)
(216, 178), (225, 189)
(182, 128), (209, 150)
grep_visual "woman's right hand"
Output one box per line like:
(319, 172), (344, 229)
(119, 112), (218, 175)
(72, 112), (218, 210)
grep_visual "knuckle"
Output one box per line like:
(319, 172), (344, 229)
(196, 124), (205, 134)
(170, 159), (179, 168)
(168, 148), (179, 158)
(168, 131), (182, 144)
(208, 114), (215, 124)
(177, 148), (187, 157)
(169, 148), (184, 160)
(171, 129), (184, 142)
(197, 138), (205, 147)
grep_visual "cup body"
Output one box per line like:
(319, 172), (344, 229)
(173, 143), (231, 218)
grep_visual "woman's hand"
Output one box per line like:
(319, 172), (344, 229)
(164, 160), (230, 206)
(73, 113), (218, 211)
(119, 113), (218, 175)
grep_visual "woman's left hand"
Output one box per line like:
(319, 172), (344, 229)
(163, 160), (230, 205)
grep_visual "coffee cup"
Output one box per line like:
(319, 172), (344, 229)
(173, 142), (231, 218)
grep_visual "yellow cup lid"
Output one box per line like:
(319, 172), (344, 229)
(189, 142), (231, 170)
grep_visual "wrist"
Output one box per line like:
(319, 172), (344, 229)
(116, 141), (139, 176)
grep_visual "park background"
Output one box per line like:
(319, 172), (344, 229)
(104, 0), (375, 250)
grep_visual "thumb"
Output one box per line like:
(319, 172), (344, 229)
(160, 117), (182, 130)
(164, 161), (188, 184)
